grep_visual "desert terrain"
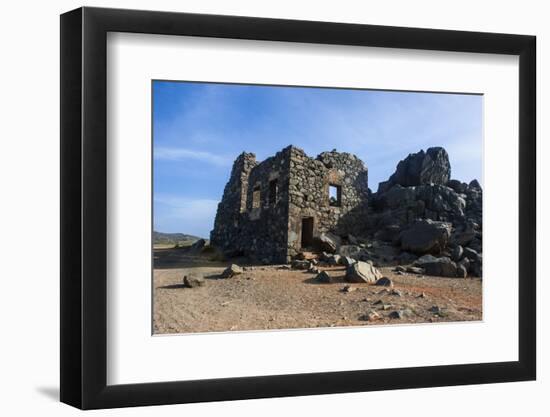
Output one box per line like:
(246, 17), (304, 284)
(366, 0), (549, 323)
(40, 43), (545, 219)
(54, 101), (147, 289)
(153, 246), (482, 334)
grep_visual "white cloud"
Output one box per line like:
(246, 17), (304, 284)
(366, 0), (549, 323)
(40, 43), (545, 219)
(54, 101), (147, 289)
(154, 147), (232, 167)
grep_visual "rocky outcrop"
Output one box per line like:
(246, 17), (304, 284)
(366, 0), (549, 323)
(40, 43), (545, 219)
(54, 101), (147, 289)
(378, 147), (451, 192)
(363, 146), (482, 277)
(398, 219), (452, 255)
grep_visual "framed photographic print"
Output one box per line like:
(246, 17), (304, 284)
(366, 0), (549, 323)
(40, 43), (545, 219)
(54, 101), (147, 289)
(60, 6), (536, 409)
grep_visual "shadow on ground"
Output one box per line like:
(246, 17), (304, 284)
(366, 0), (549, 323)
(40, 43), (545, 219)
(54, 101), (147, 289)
(35, 386), (59, 401)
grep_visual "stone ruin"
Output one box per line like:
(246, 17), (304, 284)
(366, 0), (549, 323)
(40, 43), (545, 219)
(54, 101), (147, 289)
(210, 145), (369, 263)
(210, 145), (483, 277)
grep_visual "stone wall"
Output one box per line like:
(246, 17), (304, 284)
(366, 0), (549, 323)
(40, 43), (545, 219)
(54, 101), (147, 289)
(286, 147), (369, 258)
(211, 146), (369, 263)
(211, 148), (292, 263)
(210, 152), (256, 256)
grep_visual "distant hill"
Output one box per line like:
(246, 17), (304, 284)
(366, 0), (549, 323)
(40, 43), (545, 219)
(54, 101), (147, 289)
(153, 231), (203, 245)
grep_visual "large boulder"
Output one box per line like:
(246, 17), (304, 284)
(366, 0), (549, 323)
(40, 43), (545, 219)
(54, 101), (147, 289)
(314, 232), (341, 253)
(378, 147), (451, 192)
(415, 184), (466, 218)
(374, 224), (402, 242)
(345, 261), (383, 283)
(416, 256), (457, 277)
(398, 219), (452, 255)
(338, 244), (363, 259)
(378, 185), (417, 209)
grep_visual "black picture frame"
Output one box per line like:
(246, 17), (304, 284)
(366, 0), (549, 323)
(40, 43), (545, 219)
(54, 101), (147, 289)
(60, 6), (536, 410)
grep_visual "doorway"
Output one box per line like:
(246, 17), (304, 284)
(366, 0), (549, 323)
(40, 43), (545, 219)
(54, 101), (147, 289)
(301, 217), (314, 248)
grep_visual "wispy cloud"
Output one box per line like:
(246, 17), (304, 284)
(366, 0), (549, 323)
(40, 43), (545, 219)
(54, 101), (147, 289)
(154, 147), (232, 167)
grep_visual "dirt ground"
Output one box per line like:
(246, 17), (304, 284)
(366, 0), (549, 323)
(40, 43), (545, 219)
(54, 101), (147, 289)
(153, 247), (482, 334)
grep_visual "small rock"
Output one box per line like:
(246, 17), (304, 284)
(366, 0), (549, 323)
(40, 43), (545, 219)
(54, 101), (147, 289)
(382, 304), (393, 310)
(396, 271), (405, 275)
(418, 292), (427, 298)
(428, 305), (442, 314)
(390, 289), (402, 297)
(291, 259), (310, 270)
(341, 285), (356, 293)
(221, 264), (244, 278)
(389, 309), (413, 319)
(394, 266), (406, 272)
(389, 310), (403, 319)
(375, 277), (394, 287)
(361, 309), (381, 321)
(183, 274), (205, 288)
(316, 271), (332, 283)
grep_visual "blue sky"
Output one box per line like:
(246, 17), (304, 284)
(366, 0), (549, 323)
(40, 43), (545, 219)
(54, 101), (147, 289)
(153, 81), (482, 238)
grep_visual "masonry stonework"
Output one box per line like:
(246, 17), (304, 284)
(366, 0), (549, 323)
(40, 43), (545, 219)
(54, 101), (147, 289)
(210, 146), (369, 263)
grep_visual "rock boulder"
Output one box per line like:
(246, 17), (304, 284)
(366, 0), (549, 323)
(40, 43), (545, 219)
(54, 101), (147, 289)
(399, 219), (452, 254)
(345, 261), (383, 283)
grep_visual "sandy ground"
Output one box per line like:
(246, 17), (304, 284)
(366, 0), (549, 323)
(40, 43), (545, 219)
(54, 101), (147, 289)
(153, 247), (482, 334)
